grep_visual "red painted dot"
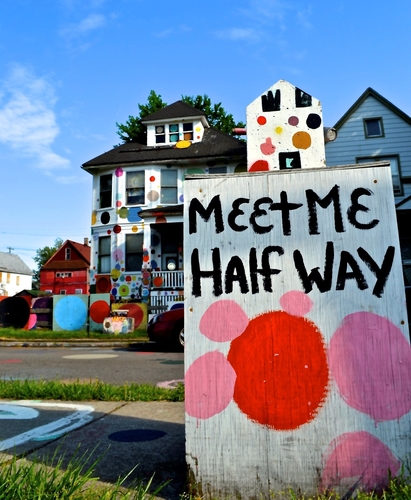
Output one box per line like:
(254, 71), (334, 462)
(227, 311), (329, 430)
(89, 300), (110, 323)
(257, 116), (267, 125)
(113, 225), (122, 234)
(150, 176), (156, 182)
(249, 160), (269, 172)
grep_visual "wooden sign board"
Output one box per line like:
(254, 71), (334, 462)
(184, 163), (411, 498)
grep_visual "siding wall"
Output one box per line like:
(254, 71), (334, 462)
(325, 95), (411, 204)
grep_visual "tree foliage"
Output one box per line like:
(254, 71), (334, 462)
(116, 90), (245, 144)
(32, 238), (63, 287)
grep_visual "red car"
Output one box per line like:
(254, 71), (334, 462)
(146, 305), (184, 349)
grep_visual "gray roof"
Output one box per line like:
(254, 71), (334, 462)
(0, 252), (33, 276)
(82, 127), (246, 170)
(141, 100), (207, 123)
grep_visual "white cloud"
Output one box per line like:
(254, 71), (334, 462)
(0, 65), (70, 173)
(59, 13), (106, 40)
(215, 27), (260, 42)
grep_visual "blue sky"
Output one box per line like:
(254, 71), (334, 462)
(1, 0), (410, 269)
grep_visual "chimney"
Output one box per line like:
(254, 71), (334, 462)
(84, 238), (89, 246)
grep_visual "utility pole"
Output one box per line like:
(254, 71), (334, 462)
(7, 247), (14, 254)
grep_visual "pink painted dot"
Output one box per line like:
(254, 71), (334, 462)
(329, 312), (411, 422)
(185, 351), (236, 419)
(115, 167), (123, 177)
(112, 248), (124, 261)
(28, 314), (37, 330)
(199, 300), (249, 342)
(279, 291), (313, 317)
(257, 116), (267, 125)
(321, 432), (400, 492)
(116, 201), (122, 207)
(288, 116), (299, 126)
(150, 176), (155, 182)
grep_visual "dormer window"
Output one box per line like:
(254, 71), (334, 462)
(155, 122), (194, 144)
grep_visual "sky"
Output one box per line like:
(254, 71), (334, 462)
(1, 0), (410, 270)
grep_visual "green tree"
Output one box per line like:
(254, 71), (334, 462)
(116, 90), (167, 144)
(32, 238), (63, 288)
(181, 94), (245, 136)
(116, 90), (245, 144)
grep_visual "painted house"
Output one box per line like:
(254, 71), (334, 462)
(82, 101), (247, 308)
(39, 239), (91, 295)
(325, 87), (411, 308)
(0, 252), (32, 296)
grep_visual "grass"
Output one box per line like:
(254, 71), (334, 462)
(0, 327), (149, 342)
(0, 379), (184, 402)
(0, 445), (166, 499)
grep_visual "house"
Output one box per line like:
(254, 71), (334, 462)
(39, 239), (91, 295)
(325, 87), (411, 295)
(0, 252), (32, 296)
(82, 101), (247, 309)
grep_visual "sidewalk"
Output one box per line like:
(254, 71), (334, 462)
(0, 400), (186, 499)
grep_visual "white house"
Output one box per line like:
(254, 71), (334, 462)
(82, 101), (247, 309)
(0, 252), (33, 296)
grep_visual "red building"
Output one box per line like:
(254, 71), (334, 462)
(40, 239), (91, 295)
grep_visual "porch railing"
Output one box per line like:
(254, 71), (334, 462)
(151, 270), (184, 289)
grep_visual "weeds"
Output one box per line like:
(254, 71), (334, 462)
(0, 445), (165, 499)
(0, 379), (184, 402)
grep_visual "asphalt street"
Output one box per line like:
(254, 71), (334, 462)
(0, 343), (187, 499)
(0, 343), (184, 386)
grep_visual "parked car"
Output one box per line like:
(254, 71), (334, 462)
(147, 306), (184, 348)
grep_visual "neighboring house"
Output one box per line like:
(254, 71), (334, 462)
(82, 101), (247, 308)
(325, 87), (411, 294)
(0, 252), (33, 296)
(39, 239), (91, 295)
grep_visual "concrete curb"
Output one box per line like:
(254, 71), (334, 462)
(0, 340), (149, 348)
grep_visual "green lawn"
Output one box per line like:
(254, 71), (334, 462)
(0, 327), (148, 341)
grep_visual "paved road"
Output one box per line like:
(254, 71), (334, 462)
(0, 343), (184, 386)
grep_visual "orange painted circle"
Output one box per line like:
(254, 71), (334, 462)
(292, 131), (311, 149)
(89, 300), (110, 323)
(153, 276), (163, 287)
(227, 311), (329, 430)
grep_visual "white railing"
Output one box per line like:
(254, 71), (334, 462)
(151, 270), (184, 289)
(149, 290), (184, 319)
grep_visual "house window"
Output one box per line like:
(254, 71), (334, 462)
(75, 289), (83, 294)
(155, 123), (193, 144)
(98, 236), (111, 273)
(357, 156), (401, 195)
(45, 289), (52, 294)
(126, 171), (145, 205)
(16, 276), (20, 286)
(169, 124), (179, 142)
(161, 169), (177, 204)
(60, 290), (67, 295)
(364, 118), (384, 138)
(6, 273), (10, 284)
(99, 174), (112, 208)
(208, 166), (227, 174)
(182, 122), (193, 140)
(0, 272), (2, 282)
(125, 233), (143, 272)
(65, 248), (71, 260)
(155, 125), (166, 144)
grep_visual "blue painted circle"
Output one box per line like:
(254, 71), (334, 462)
(108, 429), (166, 442)
(54, 296), (87, 331)
(151, 260), (158, 269)
(128, 207), (142, 223)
